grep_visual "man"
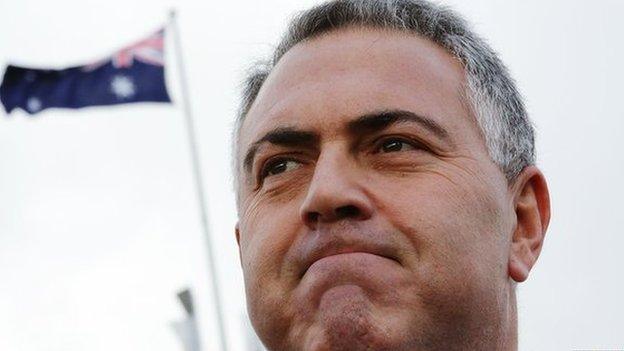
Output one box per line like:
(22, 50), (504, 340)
(233, 0), (551, 350)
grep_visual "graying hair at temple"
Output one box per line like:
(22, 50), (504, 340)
(234, 0), (534, 187)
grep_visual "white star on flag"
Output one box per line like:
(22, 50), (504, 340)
(110, 75), (136, 100)
(26, 97), (42, 113)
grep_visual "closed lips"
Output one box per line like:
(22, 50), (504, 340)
(300, 245), (401, 279)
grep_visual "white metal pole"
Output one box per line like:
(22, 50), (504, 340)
(168, 10), (229, 351)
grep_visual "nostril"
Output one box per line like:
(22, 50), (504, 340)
(306, 212), (320, 223)
(304, 206), (359, 224)
(335, 205), (360, 219)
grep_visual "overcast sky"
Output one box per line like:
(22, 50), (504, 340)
(1, 0), (622, 350)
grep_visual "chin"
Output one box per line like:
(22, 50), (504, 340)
(298, 285), (401, 351)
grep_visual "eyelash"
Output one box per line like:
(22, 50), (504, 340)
(372, 136), (424, 153)
(258, 156), (303, 182)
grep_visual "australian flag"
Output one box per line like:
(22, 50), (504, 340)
(0, 29), (171, 115)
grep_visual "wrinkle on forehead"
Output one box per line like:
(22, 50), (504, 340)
(254, 27), (466, 108)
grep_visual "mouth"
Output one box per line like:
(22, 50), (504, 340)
(300, 246), (401, 279)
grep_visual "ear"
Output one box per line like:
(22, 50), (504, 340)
(235, 222), (243, 267)
(508, 166), (551, 283)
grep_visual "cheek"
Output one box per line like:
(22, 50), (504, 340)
(238, 198), (305, 346)
(371, 170), (512, 327)
(373, 169), (510, 279)
(239, 196), (303, 296)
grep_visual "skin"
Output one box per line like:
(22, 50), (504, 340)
(235, 27), (550, 351)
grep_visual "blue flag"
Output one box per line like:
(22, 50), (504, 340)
(0, 29), (171, 115)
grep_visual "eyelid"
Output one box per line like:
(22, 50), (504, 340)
(371, 135), (428, 153)
(261, 157), (299, 177)
(255, 153), (308, 185)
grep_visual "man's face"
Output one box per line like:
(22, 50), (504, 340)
(236, 28), (517, 350)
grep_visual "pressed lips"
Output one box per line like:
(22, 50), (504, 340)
(295, 225), (402, 279)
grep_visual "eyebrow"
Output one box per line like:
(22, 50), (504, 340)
(242, 109), (450, 174)
(347, 109), (450, 141)
(243, 127), (319, 173)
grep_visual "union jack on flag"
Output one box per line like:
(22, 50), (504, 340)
(1, 27), (171, 115)
(84, 29), (166, 71)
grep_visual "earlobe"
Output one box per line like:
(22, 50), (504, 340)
(508, 166), (551, 283)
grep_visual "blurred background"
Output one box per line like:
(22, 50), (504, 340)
(0, 0), (622, 350)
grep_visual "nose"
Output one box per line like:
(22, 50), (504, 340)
(299, 149), (374, 229)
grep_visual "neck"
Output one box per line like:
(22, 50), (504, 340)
(500, 283), (518, 351)
(471, 282), (518, 351)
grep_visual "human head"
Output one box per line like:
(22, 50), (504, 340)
(234, 0), (550, 350)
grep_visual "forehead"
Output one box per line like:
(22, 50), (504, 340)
(239, 27), (475, 155)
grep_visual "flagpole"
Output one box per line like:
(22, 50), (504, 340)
(168, 10), (229, 351)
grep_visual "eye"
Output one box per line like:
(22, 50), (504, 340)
(377, 137), (419, 153)
(260, 158), (302, 179)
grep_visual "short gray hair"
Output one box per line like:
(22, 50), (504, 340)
(235, 0), (535, 189)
